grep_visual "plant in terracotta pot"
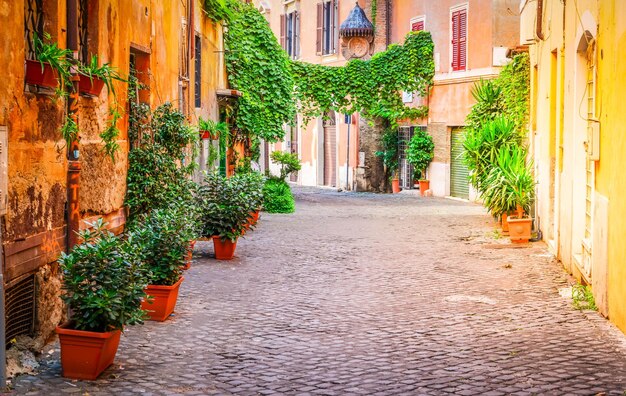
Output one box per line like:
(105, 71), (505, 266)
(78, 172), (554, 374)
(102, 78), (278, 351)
(27, 33), (71, 90)
(78, 55), (126, 97)
(237, 171), (266, 230)
(481, 146), (535, 243)
(133, 202), (195, 321)
(198, 172), (251, 260)
(56, 219), (149, 380)
(262, 151), (300, 213)
(406, 128), (435, 196)
(198, 117), (228, 140)
(375, 127), (400, 193)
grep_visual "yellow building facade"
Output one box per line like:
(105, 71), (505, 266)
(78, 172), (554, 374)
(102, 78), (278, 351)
(522, 0), (626, 333)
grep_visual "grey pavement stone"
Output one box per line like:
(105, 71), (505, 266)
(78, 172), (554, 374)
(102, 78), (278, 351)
(8, 186), (626, 395)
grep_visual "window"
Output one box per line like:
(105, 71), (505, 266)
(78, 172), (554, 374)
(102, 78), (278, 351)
(78, 0), (89, 64)
(317, 0), (338, 55)
(410, 16), (425, 32)
(194, 34), (202, 108)
(451, 7), (467, 71)
(24, 0), (44, 60)
(280, 11), (300, 59)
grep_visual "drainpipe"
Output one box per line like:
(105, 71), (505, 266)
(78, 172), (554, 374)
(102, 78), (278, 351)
(536, 0), (545, 41)
(0, 227), (5, 390)
(66, 0), (81, 250)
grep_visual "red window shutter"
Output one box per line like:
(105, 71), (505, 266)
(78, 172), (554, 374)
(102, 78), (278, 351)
(411, 21), (424, 32)
(316, 3), (323, 55)
(280, 14), (286, 50)
(458, 10), (467, 70)
(451, 11), (460, 71)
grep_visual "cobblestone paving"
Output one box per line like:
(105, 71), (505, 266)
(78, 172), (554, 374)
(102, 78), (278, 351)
(10, 187), (626, 395)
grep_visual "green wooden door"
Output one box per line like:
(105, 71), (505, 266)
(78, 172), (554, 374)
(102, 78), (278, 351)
(450, 128), (469, 199)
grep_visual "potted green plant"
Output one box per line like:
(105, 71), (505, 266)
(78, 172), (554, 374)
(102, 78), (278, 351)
(237, 171), (266, 231)
(376, 128), (400, 193)
(262, 151), (301, 213)
(78, 55), (125, 96)
(135, 203), (194, 321)
(481, 146), (535, 243)
(198, 117), (228, 140)
(26, 33), (71, 89)
(56, 219), (149, 380)
(197, 172), (251, 259)
(406, 128), (435, 196)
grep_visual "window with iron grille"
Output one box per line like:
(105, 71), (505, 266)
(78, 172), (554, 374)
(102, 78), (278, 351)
(24, 0), (44, 60)
(5, 275), (36, 345)
(78, 0), (89, 64)
(194, 34), (202, 108)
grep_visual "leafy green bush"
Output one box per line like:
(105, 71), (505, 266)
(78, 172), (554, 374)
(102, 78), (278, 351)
(269, 151), (301, 181)
(406, 129), (434, 180)
(59, 219), (150, 332)
(375, 127), (399, 179)
(197, 172), (252, 241)
(263, 179), (295, 214)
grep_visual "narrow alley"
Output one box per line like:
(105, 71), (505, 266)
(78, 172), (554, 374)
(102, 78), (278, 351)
(11, 187), (626, 395)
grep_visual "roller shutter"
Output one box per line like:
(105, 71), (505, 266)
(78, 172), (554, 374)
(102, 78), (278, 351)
(450, 128), (469, 199)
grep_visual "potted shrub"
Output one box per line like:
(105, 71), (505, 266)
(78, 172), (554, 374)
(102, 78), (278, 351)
(237, 171), (266, 230)
(482, 146), (535, 243)
(56, 219), (149, 380)
(78, 55), (125, 97)
(198, 172), (251, 260)
(406, 128), (435, 196)
(135, 203), (193, 321)
(375, 128), (400, 193)
(198, 117), (228, 140)
(26, 33), (71, 89)
(262, 151), (300, 213)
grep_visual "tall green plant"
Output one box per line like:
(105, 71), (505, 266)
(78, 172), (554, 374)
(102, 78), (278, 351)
(406, 129), (434, 180)
(376, 127), (399, 179)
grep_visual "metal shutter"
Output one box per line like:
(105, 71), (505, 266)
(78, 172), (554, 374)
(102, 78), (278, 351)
(450, 128), (469, 199)
(323, 125), (337, 187)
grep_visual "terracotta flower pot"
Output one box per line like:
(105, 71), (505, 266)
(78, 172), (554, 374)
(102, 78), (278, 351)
(199, 130), (218, 140)
(141, 276), (184, 322)
(56, 324), (121, 380)
(501, 213), (510, 234)
(508, 217), (532, 243)
(78, 74), (105, 96)
(418, 180), (430, 197)
(212, 236), (238, 260)
(391, 178), (401, 193)
(182, 240), (196, 270)
(25, 59), (58, 88)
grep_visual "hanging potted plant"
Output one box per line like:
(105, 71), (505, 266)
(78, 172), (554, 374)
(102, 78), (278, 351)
(56, 219), (149, 380)
(481, 146), (535, 243)
(406, 128), (435, 197)
(198, 117), (228, 140)
(135, 203), (194, 321)
(78, 55), (125, 97)
(198, 172), (251, 260)
(26, 33), (71, 89)
(376, 127), (400, 193)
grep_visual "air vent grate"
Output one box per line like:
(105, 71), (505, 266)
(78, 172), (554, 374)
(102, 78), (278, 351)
(5, 275), (36, 345)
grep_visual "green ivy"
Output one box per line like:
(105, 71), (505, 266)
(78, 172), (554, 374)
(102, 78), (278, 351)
(291, 32), (434, 124)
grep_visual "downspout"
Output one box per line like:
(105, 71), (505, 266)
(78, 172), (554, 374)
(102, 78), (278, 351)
(385, 0), (390, 48)
(536, 0), (545, 41)
(66, 0), (81, 250)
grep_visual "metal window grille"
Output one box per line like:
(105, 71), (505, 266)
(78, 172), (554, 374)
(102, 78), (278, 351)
(78, 0), (89, 64)
(5, 275), (36, 345)
(24, 0), (44, 60)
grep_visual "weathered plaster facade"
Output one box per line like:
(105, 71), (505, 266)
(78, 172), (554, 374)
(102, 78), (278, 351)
(0, 0), (225, 345)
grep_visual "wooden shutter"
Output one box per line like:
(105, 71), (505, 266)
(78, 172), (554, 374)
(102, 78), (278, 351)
(451, 11), (460, 70)
(295, 11), (301, 58)
(280, 14), (286, 50)
(458, 9), (467, 70)
(331, 0), (338, 53)
(316, 3), (323, 55)
(411, 20), (424, 32)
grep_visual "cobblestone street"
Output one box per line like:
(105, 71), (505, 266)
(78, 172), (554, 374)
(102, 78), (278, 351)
(10, 187), (626, 395)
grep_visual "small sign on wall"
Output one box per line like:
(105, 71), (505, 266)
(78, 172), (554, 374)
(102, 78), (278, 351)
(402, 91), (414, 103)
(358, 151), (365, 167)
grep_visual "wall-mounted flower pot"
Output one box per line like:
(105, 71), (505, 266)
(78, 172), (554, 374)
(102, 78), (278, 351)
(78, 75), (105, 96)
(418, 180), (430, 197)
(25, 60), (58, 89)
(56, 324), (121, 380)
(182, 241), (196, 270)
(199, 130), (218, 140)
(508, 217), (532, 243)
(391, 178), (401, 194)
(212, 236), (238, 260)
(141, 276), (184, 322)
